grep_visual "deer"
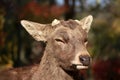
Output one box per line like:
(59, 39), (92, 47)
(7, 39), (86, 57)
(0, 15), (93, 80)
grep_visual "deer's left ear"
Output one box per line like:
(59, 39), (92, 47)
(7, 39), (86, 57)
(75, 15), (93, 33)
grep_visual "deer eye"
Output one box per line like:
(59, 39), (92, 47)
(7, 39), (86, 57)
(55, 38), (65, 43)
(84, 38), (88, 45)
(84, 38), (87, 42)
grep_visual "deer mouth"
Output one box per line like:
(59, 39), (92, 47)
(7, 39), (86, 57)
(72, 64), (88, 70)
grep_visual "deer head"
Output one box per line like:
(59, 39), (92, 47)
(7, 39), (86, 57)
(21, 15), (93, 70)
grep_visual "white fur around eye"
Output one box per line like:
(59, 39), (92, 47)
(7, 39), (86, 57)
(84, 42), (88, 46)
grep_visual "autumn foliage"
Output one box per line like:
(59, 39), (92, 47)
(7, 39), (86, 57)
(19, 1), (68, 19)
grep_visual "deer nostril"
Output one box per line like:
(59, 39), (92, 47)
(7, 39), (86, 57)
(79, 55), (91, 66)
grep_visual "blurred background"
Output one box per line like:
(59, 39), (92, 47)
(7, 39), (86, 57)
(0, 0), (120, 80)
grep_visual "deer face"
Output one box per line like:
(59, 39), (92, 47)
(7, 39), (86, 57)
(20, 15), (93, 70)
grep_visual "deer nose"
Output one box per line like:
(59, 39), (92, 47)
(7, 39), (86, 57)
(79, 55), (91, 66)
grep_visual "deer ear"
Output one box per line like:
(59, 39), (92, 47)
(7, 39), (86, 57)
(75, 15), (93, 33)
(21, 20), (47, 41)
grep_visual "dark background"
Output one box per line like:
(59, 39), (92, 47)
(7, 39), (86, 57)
(0, 0), (120, 80)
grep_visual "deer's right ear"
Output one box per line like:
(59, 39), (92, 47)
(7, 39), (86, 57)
(21, 20), (47, 41)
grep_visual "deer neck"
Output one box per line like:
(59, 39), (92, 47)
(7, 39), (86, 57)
(31, 48), (75, 80)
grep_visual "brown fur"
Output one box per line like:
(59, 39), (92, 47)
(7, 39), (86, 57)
(0, 15), (93, 80)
